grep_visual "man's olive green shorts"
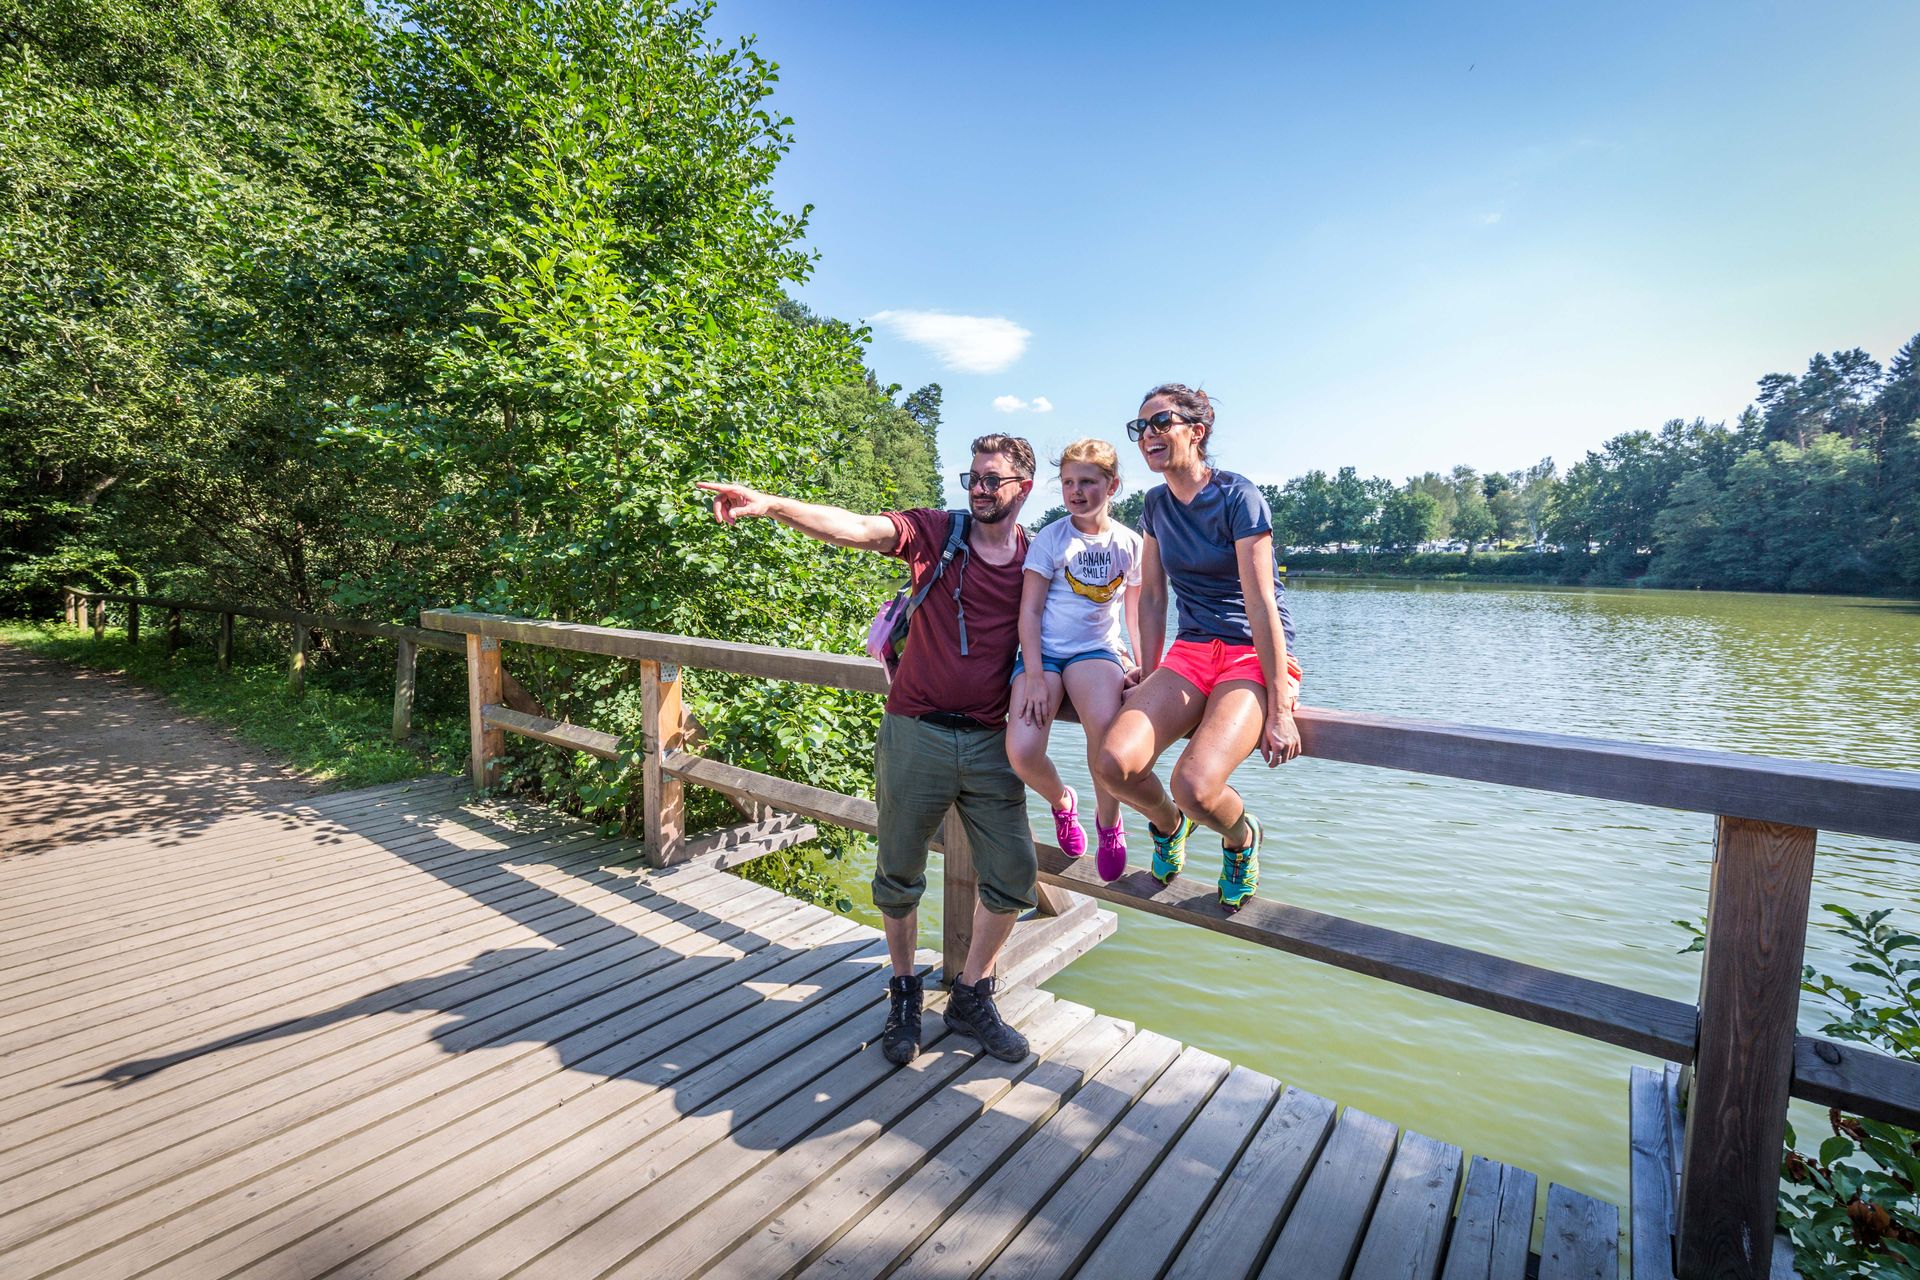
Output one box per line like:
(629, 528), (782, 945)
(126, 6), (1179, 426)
(872, 713), (1038, 919)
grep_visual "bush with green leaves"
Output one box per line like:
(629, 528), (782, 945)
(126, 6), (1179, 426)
(1782, 907), (1920, 1278)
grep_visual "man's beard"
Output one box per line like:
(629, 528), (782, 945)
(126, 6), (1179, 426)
(971, 495), (1018, 524)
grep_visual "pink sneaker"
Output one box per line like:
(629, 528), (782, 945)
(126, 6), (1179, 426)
(1051, 787), (1087, 857)
(1096, 822), (1127, 882)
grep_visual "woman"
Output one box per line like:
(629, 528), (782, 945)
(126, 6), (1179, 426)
(1092, 384), (1302, 912)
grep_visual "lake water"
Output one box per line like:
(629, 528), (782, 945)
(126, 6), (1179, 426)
(833, 581), (1920, 1216)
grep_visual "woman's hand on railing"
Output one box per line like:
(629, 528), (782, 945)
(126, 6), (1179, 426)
(1260, 705), (1302, 767)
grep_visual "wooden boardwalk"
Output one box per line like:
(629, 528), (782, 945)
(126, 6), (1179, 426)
(0, 778), (1621, 1280)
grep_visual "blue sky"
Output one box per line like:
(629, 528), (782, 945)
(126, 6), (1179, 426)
(710, 2), (1920, 505)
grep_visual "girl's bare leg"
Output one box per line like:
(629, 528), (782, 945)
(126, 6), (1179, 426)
(1063, 660), (1127, 828)
(1004, 672), (1069, 808)
(1092, 667), (1204, 833)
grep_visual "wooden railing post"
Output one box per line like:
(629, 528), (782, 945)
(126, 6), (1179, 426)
(288, 625), (307, 698)
(1675, 815), (1817, 1279)
(165, 607), (182, 657)
(392, 638), (417, 742)
(465, 633), (504, 790)
(63, 591), (75, 627)
(217, 613), (234, 672)
(126, 600), (140, 647)
(941, 805), (978, 986)
(640, 659), (685, 866)
(91, 598), (106, 640)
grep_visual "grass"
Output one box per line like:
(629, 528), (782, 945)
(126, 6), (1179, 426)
(2, 618), (468, 789)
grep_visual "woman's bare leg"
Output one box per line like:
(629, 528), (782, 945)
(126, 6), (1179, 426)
(1063, 660), (1127, 828)
(1169, 679), (1266, 836)
(1092, 667), (1204, 833)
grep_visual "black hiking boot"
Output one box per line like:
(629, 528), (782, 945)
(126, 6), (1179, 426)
(881, 973), (923, 1066)
(944, 976), (1030, 1062)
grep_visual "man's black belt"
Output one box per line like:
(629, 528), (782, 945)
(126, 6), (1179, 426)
(917, 711), (994, 731)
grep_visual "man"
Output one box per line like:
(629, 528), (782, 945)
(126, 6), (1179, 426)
(696, 434), (1039, 1066)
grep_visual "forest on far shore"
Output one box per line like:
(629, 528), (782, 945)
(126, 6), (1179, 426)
(1036, 337), (1920, 594)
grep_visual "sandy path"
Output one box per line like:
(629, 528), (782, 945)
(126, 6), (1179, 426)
(0, 641), (328, 857)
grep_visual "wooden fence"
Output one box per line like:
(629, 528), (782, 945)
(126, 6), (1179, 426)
(421, 607), (1920, 1280)
(64, 589), (461, 741)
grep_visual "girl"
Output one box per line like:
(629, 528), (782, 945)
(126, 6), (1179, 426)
(1006, 439), (1144, 882)
(1093, 384), (1301, 913)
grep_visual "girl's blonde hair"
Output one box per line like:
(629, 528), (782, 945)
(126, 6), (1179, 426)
(1055, 437), (1122, 486)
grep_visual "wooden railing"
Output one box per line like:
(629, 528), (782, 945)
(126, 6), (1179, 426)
(423, 607), (1920, 1280)
(64, 589), (461, 741)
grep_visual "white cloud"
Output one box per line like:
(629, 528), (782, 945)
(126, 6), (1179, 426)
(869, 310), (1031, 374)
(1030, 396), (1054, 413)
(992, 394), (1055, 414)
(1480, 212), (1504, 225)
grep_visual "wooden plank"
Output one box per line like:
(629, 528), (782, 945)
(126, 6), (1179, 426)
(1540, 1183), (1621, 1280)
(942, 804), (977, 986)
(663, 751), (881, 834)
(592, 987), (1064, 1280)
(421, 609), (892, 694)
(979, 1045), (1232, 1279)
(1678, 818), (1816, 1280)
(484, 705), (623, 759)
(78, 592), (462, 651)
(677, 813), (819, 869)
(1438, 1155), (1538, 1280)
(641, 659), (686, 865)
(794, 1014), (1135, 1280)
(391, 638), (416, 741)
(1033, 880), (1080, 918)
(465, 633), (504, 790)
(883, 1028), (1182, 1280)
(1630, 1066), (1679, 1280)
(1036, 840), (1697, 1061)
(1257, 1106), (1400, 1279)
(1165, 1085), (1339, 1280)
(1350, 1130), (1464, 1280)
(1297, 705), (1920, 845)
(6, 915), (880, 1275)
(1791, 1033), (1920, 1129)
(705, 999), (1101, 1280)
(998, 907), (1116, 991)
(1076, 1064), (1278, 1279)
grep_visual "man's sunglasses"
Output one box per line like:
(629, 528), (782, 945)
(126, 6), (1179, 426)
(1125, 411), (1193, 441)
(960, 472), (1025, 492)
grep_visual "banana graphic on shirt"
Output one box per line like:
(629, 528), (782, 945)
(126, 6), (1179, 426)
(1065, 564), (1126, 604)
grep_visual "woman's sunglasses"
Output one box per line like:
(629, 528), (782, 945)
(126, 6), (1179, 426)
(1125, 411), (1192, 441)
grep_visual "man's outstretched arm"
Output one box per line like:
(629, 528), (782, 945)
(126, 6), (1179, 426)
(695, 481), (898, 553)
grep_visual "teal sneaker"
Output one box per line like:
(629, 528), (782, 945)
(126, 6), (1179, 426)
(1218, 813), (1262, 913)
(1149, 813), (1196, 885)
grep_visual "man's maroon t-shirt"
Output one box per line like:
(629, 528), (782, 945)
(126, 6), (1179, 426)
(884, 509), (1027, 727)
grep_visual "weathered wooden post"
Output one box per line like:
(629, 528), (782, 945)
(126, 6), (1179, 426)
(126, 600), (140, 647)
(63, 591), (75, 627)
(1675, 815), (1817, 1280)
(640, 659), (686, 867)
(217, 613), (234, 672)
(465, 632), (504, 790)
(91, 598), (106, 640)
(392, 638), (417, 742)
(941, 806), (978, 987)
(165, 607), (182, 657)
(288, 624), (308, 699)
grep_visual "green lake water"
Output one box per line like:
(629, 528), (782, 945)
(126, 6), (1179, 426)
(834, 581), (1920, 1216)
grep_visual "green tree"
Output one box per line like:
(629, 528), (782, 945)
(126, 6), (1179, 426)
(1376, 488), (1442, 553)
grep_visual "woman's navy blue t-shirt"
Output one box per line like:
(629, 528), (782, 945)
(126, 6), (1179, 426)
(1140, 469), (1297, 650)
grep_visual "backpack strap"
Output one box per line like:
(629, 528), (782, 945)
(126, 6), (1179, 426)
(895, 509), (971, 650)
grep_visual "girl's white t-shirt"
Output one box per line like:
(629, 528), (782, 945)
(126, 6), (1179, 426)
(1023, 517), (1144, 657)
